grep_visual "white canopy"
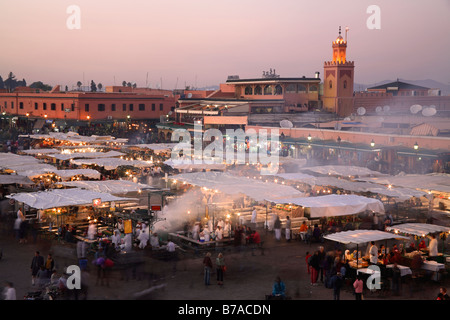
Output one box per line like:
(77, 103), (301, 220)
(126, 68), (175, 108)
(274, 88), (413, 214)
(275, 175), (426, 201)
(130, 143), (191, 154)
(301, 165), (386, 178)
(386, 223), (450, 237)
(0, 175), (34, 185)
(21, 148), (60, 155)
(20, 132), (128, 145)
(48, 150), (125, 161)
(266, 194), (384, 218)
(323, 229), (409, 245)
(71, 157), (153, 170)
(60, 180), (155, 194)
(7, 188), (135, 210)
(357, 173), (450, 194)
(51, 169), (101, 181)
(164, 159), (226, 171)
(172, 171), (304, 202)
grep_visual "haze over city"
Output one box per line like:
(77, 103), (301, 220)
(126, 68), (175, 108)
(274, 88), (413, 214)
(1, 0), (449, 89)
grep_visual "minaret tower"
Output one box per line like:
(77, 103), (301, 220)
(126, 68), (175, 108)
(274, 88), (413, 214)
(323, 26), (355, 116)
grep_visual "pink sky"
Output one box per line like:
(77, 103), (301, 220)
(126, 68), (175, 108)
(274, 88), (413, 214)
(1, 0), (449, 89)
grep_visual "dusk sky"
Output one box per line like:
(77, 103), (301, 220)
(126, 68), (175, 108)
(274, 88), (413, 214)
(1, 0), (449, 89)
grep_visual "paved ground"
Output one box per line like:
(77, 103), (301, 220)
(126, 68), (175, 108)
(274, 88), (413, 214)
(1, 224), (448, 301)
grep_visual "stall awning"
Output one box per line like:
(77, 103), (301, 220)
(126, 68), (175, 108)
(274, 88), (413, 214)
(172, 171), (304, 202)
(386, 223), (450, 237)
(300, 165), (386, 178)
(0, 175), (34, 185)
(7, 188), (136, 210)
(323, 230), (409, 245)
(60, 180), (156, 195)
(265, 194), (384, 218)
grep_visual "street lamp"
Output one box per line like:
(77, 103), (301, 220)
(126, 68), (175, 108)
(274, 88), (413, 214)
(307, 134), (312, 141)
(413, 142), (419, 151)
(370, 139), (375, 148)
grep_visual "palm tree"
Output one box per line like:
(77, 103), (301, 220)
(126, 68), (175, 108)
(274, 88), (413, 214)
(98, 83), (103, 91)
(77, 81), (82, 90)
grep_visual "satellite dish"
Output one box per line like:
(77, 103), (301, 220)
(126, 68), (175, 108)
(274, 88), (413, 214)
(344, 117), (351, 121)
(422, 107), (437, 117)
(410, 104), (422, 114)
(383, 105), (390, 112)
(187, 93), (193, 98)
(280, 120), (293, 128)
(375, 106), (383, 114)
(357, 107), (366, 116)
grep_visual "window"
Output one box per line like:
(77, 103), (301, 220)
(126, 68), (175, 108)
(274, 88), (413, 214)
(11, 102), (14, 109)
(61, 103), (65, 111)
(274, 85), (283, 95)
(19, 102), (24, 109)
(159, 103), (163, 111)
(123, 104), (126, 111)
(34, 103), (38, 110)
(343, 80), (347, 89)
(71, 104), (75, 112)
(4, 102), (7, 109)
(51, 103), (56, 110)
(264, 85), (273, 95)
(139, 104), (145, 111)
(298, 84), (307, 93)
(85, 104), (89, 112)
(285, 84), (296, 93)
(98, 104), (105, 111)
(43, 103), (46, 110)
(254, 85), (262, 95)
(111, 104), (116, 111)
(329, 80), (333, 89)
(152, 103), (156, 111)
(244, 86), (253, 95)
(309, 85), (318, 92)
(129, 104), (134, 111)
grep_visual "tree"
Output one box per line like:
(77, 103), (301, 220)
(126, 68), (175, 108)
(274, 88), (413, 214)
(65, 85), (68, 91)
(0, 76), (4, 89)
(127, 82), (132, 87)
(29, 81), (52, 91)
(90, 80), (97, 92)
(98, 83), (103, 91)
(4, 72), (17, 92)
(132, 83), (137, 89)
(77, 81), (82, 90)
(122, 81), (127, 87)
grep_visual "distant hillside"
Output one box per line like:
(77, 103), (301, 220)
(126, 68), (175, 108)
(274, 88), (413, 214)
(355, 79), (450, 95)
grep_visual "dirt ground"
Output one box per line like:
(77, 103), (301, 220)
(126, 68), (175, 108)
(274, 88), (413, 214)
(0, 223), (448, 302)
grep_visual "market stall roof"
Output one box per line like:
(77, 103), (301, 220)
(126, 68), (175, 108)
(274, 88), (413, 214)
(59, 180), (156, 194)
(265, 194), (384, 218)
(19, 132), (128, 145)
(171, 171), (304, 202)
(356, 173), (450, 194)
(129, 143), (192, 154)
(386, 223), (450, 237)
(71, 157), (154, 170)
(164, 159), (226, 171)
(51, 169), (101, 180)
(323, 229), (409, 245)
(300, 165), (386, 178)
(0, 175), (34, 185)
(21, 148), (60, 155)
(6, 188), (136, 210)
(274, 175), (426, 201)
(48, 150), (125, 161)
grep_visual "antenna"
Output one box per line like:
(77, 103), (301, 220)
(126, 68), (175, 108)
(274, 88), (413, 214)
(345, 26), (349, 42)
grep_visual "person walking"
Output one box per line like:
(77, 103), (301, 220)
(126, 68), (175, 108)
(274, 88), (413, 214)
(330, 272), (343, 300)
(216, 253), (225, 286)
(203, 252), (213, 286)
(3, 281), (16, 300)
(318, 246), (326, 283)
(45, 253), (55, 277)
(30, 251), (44, 286)
(285, 216), (291, 242)
(309, 251), (320, 285)
(274, 216), (282, 241)
(353, 275), (364, 300)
